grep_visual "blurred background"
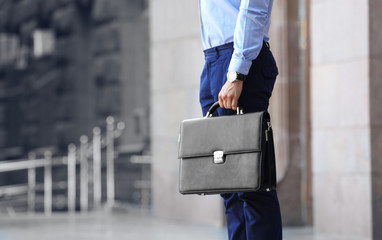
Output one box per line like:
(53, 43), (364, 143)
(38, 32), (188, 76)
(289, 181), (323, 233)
(0, 0), (381, 239)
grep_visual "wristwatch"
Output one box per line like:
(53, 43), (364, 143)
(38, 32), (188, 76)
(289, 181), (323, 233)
(227, 71), (246, 83)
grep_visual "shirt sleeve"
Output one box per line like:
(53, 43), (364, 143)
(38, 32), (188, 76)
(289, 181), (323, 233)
(228, 0), (271, 75)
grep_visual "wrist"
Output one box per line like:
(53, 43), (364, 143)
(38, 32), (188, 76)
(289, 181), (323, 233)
(227, 70), (247, 83)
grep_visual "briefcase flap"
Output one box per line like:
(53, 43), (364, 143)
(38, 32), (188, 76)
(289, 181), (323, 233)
(178, 111), (265, 159)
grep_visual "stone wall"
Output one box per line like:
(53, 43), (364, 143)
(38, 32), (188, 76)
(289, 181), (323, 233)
(310, 0), (372, 238)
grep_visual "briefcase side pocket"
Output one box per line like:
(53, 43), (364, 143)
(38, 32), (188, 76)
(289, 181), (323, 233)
(260, 112), (277, 191)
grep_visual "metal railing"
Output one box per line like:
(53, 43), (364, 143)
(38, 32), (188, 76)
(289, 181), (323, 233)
(0, 116), (125, 215)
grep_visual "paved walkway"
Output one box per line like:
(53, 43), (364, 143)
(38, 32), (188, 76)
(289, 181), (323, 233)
(0, 211), (325, 240)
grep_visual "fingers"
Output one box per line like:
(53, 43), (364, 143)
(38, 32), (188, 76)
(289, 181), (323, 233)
(225, 97), (233, 110)
(218, 81), (243, 111)
(218, 93), (224, 109)
(231, 98), (238, 110)
(218, 90), (231, 109)
(218, 91), (236, 110)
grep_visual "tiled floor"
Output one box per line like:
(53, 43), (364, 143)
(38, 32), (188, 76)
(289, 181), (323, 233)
(0, 211), (334, 240)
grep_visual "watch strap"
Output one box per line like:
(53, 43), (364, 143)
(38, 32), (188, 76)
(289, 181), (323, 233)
(236, 72), (246, 81)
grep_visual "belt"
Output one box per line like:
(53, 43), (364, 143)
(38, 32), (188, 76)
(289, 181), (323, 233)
(204, 41), (270, 60)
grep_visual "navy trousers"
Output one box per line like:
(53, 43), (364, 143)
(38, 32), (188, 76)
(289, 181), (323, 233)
(199, 42), (282, 240)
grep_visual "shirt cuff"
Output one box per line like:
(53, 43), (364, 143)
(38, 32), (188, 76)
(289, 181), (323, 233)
(228, 56), (253, 76)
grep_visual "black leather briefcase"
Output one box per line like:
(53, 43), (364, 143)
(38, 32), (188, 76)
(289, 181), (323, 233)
(178, 101), (277, 195)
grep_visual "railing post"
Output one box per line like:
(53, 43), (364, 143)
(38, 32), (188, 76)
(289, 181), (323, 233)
(141, 163), (150, 210)
(106, 116), (115, 207)
(27, 152), (36, 214)
(67, 144), (76, 213)
(44, 151), (52, 216)
(80, 135), (89, 212)
(93, 127), (102, 209)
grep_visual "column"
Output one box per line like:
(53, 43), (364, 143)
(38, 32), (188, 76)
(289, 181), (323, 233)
(310, 0), (372, 238)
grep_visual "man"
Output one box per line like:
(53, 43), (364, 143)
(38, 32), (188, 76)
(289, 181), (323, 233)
(199, 0), (282, 239)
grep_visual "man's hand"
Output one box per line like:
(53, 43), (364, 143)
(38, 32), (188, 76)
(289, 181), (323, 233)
(218, 80), (243, 110)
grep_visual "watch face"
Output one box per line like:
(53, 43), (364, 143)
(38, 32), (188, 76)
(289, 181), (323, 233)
(227, 71), (237, 82)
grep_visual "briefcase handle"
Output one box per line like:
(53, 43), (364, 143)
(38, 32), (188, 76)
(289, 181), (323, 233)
(205, 101), (243, 118)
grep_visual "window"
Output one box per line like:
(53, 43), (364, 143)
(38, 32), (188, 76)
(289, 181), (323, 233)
(33, 29), (55, 58)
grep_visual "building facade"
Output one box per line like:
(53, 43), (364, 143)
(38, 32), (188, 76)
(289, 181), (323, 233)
(0, 0), (149, 158)
(0, 0), (150, 206)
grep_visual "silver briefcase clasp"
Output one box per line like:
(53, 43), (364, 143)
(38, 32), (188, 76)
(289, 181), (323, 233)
(213, 151), (225, 164)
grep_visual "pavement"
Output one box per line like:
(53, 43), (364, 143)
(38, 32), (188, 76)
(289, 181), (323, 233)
(0, 210), (333, 240)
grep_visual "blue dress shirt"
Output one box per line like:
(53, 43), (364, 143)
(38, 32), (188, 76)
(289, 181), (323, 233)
(200, 0), (274, 75)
